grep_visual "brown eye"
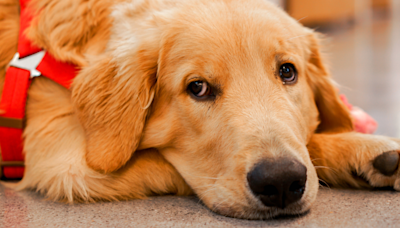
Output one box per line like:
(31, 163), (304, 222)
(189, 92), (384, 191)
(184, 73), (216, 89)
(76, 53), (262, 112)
(279, 63), (297, 84)
(188, 81), (212, 98)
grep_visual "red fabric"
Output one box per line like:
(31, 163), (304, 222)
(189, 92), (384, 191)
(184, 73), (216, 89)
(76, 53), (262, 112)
(0, 0), (77, 178)
(37, 53), (77, 89)
(19, 0), (29, 10)
(0, 67), (31, 178)
(3, 167), (25, 179)
(339, 94), (378, 134)
(0, 68), (31, 118)
(18, 3), (41, 58)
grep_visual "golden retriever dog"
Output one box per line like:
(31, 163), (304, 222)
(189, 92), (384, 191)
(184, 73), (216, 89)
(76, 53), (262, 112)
(1, 0), (400, 219)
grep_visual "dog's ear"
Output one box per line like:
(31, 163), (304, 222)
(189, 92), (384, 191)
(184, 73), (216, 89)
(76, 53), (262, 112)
(306, 32), (354, 133)
(72, 50), (157, 173)
(70, 1), (172, 173)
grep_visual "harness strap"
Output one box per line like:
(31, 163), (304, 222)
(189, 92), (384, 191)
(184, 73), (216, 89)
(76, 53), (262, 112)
(0, 0), (77, 178)
(0, 68), (30, 178)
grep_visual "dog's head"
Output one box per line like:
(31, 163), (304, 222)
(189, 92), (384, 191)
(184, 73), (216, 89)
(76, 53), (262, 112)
(72, 0), (353, 219)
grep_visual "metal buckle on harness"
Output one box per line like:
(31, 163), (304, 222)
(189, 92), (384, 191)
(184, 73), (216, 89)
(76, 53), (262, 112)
(0, 52), (41, 177)
(9, 51), (45, 78)
(0, 52), (44, 129)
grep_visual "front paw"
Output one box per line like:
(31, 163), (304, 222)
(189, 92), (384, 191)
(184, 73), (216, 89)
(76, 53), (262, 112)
(364, 150), (400, 190)
(373, 151), (399, 176)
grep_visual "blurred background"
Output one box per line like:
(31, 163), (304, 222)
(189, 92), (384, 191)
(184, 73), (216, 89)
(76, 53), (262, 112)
(267, 0), (400, 137)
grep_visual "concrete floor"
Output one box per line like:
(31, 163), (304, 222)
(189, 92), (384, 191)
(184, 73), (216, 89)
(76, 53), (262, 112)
(2, 2), (400, 228)
(1, 185), (400, 228)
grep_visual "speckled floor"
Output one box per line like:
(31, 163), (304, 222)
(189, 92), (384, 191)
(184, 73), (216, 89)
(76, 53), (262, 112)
(1, 2), (400, 228)
(1, 185), (400, 228)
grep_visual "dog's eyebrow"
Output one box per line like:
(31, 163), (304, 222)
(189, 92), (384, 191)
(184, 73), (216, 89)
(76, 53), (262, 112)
(186, 73), (212, 82)
(275, 54), (295, 63)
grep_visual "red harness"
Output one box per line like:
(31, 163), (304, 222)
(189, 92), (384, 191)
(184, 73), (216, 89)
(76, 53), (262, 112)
(0, 0), (77, 179)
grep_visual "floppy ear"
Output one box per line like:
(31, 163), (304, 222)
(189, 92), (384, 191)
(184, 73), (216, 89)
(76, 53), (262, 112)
(71, 50), (157, 173)
(306, 32), (354, 133)
(70, 0), (173, 173)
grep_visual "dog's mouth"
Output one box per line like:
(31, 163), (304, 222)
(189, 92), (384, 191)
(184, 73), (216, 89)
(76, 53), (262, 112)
(191, 157), (318, 219)
(209, 192), (310, 219)
(195, 183), (313, 219)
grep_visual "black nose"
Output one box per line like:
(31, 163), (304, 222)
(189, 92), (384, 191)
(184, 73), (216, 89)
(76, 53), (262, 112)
(247, 158), (307, 209)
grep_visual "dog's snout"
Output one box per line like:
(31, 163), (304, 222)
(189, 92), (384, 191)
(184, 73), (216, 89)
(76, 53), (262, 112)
(247, 158), (307, 209)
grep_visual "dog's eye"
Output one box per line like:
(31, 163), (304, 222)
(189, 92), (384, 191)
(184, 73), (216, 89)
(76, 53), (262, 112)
(279, 63), (297, 84)
(188, 81), (212, 98)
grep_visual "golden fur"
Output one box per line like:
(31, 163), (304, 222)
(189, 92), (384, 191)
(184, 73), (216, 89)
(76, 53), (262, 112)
(0, 0), (399, 219)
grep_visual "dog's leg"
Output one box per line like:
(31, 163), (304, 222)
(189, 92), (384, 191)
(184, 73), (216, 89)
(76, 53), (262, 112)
(308, 132), (400, 190)
(10, 77), (192, 203)
(0, 0), (19, 96)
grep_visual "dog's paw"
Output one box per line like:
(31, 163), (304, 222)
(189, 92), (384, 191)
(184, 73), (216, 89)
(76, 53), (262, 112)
(372, 151), (399, 176)
(361, 150), (400, 190)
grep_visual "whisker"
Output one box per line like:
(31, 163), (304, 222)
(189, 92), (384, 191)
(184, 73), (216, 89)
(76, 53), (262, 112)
(296, 16), (308, 22)
(314, 165), (339, 174)
(196, 185), (217, 203)
(195, 184), (216, 189)
(314, 166), (333, 170)
(318, 178), (332, 190)
(196, 184), (215, 189)
(286, 34), (308, 41)
(214, 197), (229, 210)
(198, 187), (217, 196)
(212, 186), (235, 210)
(311, 26), (320, 31)
(191, 176), (221, 180)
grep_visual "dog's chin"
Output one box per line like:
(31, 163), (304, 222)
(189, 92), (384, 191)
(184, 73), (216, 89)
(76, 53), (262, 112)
(209, 198), (311, 220)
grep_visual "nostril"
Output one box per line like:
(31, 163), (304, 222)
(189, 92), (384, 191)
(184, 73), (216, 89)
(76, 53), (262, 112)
(289, 181), (305, 195)
(262, 185), (279, 196)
